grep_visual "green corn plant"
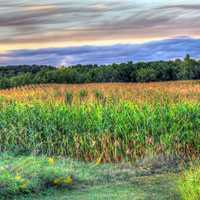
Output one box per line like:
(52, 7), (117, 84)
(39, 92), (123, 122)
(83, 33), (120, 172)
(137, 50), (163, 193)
(79, 89), (88, 103)
(64, 91), (73, 106)
(93, 90), (106, 104)
(0, 98), (199, 162)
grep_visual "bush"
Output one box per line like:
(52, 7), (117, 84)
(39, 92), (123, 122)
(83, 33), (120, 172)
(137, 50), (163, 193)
(178, 164), (200, 200)
(0, 155), (75, 198)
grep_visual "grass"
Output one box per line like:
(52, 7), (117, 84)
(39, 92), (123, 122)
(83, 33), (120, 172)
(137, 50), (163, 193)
(18, 176), (179, 200)
(0, 154), (179, 200)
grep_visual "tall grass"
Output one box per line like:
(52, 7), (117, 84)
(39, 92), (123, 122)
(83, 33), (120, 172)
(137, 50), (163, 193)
(0, 98), (199, 162)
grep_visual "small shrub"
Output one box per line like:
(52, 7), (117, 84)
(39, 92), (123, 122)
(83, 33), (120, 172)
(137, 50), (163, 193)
(0, 155), (75, 198)
(178, 164), (200, 200)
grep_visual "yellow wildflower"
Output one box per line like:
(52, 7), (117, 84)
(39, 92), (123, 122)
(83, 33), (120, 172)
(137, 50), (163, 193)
(48, 157), (55, 165)
(95, 153), (103, 166)
(15, 175), (22, 181)
(20, 181), (28, 189)
(95, 156), (102, 166)
(63, 176), (73, 185)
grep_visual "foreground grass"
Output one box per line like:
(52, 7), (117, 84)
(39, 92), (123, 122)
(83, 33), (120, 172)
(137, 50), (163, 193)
(178, 164), (200, 200)
(18, 173), (179, 200)
(0, 154), (181, 200)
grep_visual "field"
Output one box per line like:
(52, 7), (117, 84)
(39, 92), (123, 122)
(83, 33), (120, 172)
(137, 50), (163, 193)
(0, 81), (200, 199)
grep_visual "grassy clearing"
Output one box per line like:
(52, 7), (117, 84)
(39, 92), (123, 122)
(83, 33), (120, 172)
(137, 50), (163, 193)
(18, 175), (179, 200)
(0, 154), (178, 200)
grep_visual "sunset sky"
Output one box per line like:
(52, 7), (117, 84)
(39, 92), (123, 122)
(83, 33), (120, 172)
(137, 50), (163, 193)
(1, 0), (200, 66)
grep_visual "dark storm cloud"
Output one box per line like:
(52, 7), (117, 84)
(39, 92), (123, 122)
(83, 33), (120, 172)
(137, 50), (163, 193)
(1, 37), (200, 66)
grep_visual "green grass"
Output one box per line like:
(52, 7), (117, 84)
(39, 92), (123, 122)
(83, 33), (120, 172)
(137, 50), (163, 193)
(17, 172), (179, 200)
(0, 154), (181, 200)
(0, 156), (180, 200)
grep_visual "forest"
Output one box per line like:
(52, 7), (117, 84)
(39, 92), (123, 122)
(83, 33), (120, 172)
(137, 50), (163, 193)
(0, 54), (200, 89)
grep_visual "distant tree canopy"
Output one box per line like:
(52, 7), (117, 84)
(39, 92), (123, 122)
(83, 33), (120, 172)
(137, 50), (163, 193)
(0, 55), (200, 89)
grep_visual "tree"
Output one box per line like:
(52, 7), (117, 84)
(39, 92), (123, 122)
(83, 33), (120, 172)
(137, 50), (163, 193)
(136, 67), (157, 82)
(178, 54), (195, 80)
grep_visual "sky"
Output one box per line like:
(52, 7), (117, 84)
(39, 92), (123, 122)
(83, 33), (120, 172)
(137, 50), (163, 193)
(0, 0), (200, 66)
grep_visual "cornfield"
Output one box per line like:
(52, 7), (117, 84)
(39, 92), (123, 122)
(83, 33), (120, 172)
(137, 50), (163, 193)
(0, 81), (200, 162)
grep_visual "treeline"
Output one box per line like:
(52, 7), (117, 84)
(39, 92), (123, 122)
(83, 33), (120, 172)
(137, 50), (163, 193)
(0, 65), (54, 78)
(0, 55), (200, 89)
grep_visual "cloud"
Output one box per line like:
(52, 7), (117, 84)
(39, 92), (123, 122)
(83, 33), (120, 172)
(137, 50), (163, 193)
(159, 4), (200, 10)
(1, 37), (200, 66)
(1, 1), (200, 51)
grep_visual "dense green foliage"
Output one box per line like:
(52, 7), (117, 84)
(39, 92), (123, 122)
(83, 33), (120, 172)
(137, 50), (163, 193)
(0, 99), (199, 161)
(178, 164), (200, 200)
(0, 155), (74, 198)
(1, 55), (200, 89)
(0, 65), (54, 78)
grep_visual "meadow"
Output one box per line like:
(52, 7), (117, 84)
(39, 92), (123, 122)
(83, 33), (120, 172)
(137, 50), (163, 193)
(0, 81), (200, 199)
